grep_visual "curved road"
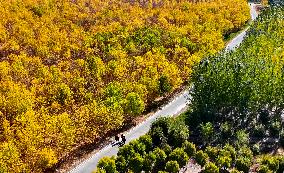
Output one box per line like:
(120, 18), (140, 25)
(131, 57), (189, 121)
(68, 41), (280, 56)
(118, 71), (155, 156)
(68, 3), (258, 173)
(226, 3), (258, 51)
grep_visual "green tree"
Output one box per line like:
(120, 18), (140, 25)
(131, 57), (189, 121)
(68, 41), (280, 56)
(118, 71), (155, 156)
(253, 124), (266, 138)
(165, 161), (179, 173)
(129, 139), (146, 156)
(169, 148), (189, 167)
(162, 144), (172, 156)
(258, 165), (273, 173)
(236, 130), (249, 147)
(204, 146), (219, 161)
(278, 156), (284, 173)
(117, 144), (136, 161)
(182, 141), (196, 157)
(129, 153), (144, 173)
(97, 156), (117, 173)
(203, 162), (219, 173)
(230, 168), (241, 173)
(150, 117), (171, 146)
(138, 135), (153, 153)
(150, 126), (167, 147)
(153, 148), (167, 171)
(188, 7), (284, 145)
(168, 120), (189, 147)
(143, 152), (156, 173)
(220, 122), (233, 140)
(269, 120), (281, 137)
(238, 147), (253, 161)
(115, 156), (126, 173)
(94, 168), (107, 173)
(261, 156), (279, 172)
(158, 75), (172, 95)
(200, 122), (214, 145)
(235, 157), (252, 173)
(195, 150), (209, 167)
(150, 117), (171, 137)
(280, 131), (284, 147)
(216, 155), (231, 170)
(56, 83), (73, 105)
(222, 144), (236, 163)
(252, 143), (260, 155)
(124, 92), (145, 116)
(103, 82), (123, 107)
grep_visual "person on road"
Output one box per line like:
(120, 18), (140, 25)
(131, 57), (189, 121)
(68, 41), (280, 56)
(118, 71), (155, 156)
(121, 134), (126, 145)
(112, 135), (120, 147)
(115, 135), (119, 142)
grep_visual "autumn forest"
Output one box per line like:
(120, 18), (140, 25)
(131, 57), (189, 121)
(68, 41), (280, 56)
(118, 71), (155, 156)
(0, 0), (250, 172)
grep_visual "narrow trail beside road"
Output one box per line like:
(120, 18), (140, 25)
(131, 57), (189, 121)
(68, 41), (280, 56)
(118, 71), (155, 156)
(68, 3), (258, 173)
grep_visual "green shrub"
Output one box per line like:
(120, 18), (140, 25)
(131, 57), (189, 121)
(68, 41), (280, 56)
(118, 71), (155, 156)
(158, 75), (172, 95)
(182, 141), (196, 157)
(150, 117), (171, 146)
(117, 144), (136, 161)
(236, 130), (249, 147)
(261, 156), (279, 172)
(150, 126), (167, 147)
(168, 120), (189, 147)
(277, 156), (284, 173)
(128, 153), (144, 173)
(216, 155), (232, 170)
(230, 168), (241, 173)
(235, 157), (252, 173)
(165, 160), (179, 173)
(238, 147), (253, 160)
(129, 139), (146, 156)
(143, 152), (156, 173)
(169, 148), (189, 167)
(115, 156), (126, 173)
(258, 165), (272, 173)
(153, 148), (167, 171)
(97, 156), (117, 173)
(205, 146), (219, 161)
(200, 122), (214, 145)
(138, 135), (153, 152)
(203, 162), (219, 173)
(195, 150), (209, 167)
(252, 143), (260, 155)
(162, 144), (172, 156)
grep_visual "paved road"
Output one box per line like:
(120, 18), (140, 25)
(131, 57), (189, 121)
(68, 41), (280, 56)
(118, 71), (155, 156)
(68, 3), (258, 173)
(226, 3), (258, 51)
